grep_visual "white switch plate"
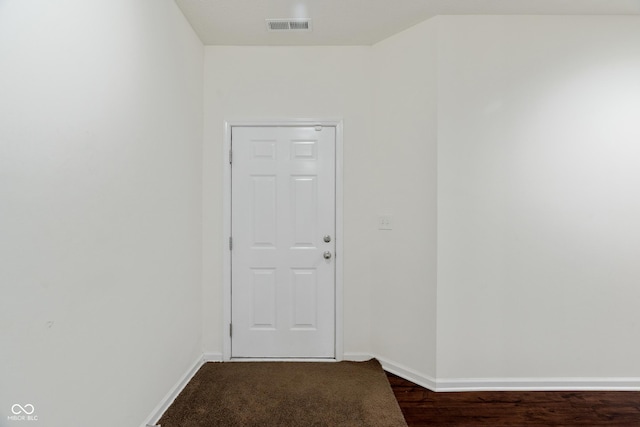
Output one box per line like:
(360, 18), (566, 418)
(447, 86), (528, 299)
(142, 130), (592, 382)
(378, 215), (393, 230)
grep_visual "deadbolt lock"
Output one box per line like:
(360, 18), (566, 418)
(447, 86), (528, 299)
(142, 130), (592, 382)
(323, 235), (331, 243)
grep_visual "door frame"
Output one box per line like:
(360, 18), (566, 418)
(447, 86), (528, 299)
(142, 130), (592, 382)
(222, 119), (344, 361)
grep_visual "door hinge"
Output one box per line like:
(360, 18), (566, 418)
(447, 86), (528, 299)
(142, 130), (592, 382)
(229, 149), (233, 165)
(229, 236), (233, 250)
(229, 323), (232, 337)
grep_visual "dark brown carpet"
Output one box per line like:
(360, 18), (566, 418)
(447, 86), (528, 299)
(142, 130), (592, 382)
(157, 359), (407, 427)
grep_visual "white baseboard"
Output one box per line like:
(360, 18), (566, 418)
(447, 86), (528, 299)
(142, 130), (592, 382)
(343, 352), (437, 390)
(435, 377), (640, 392)
(342, 352), (375, 362)
(344, 352), (640, 392)
(140, 354), (205, 427)
(203, 352), (223, 362)
(375, 355), (438, 391)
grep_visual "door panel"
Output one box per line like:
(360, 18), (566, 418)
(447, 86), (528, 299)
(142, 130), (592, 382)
(231, 126), (336, 358)
(291, 176), (317, 247)
(291, 268), (318, 329)
(251, 268), (276, 329)
(251, 176), (277, 247)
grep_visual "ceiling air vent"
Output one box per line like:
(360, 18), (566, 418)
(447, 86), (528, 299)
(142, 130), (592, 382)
(266, 19), (312, 32)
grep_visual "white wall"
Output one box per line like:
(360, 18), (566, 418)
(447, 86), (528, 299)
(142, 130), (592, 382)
(436, 16), (640, 380)
(202, 46), (374, 357)
(370, 19), (439, 379)
(0, 1), (203, 426)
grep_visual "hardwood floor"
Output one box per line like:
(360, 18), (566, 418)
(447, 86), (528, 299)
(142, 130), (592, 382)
(387, 372), (640, 426)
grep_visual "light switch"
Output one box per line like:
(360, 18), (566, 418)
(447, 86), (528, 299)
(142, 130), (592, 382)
(378, 215), (393, 230)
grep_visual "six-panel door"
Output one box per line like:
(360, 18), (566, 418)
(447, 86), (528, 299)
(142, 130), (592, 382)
(231, 126), (336, 358)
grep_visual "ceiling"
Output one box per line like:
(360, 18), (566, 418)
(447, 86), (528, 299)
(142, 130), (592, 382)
(175, 0), (640, 46)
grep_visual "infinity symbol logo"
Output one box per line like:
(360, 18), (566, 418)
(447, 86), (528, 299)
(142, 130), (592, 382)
(11, 404), (35, 415)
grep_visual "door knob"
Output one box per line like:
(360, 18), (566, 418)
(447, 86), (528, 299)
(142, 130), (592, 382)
(323, 251), (332, 260)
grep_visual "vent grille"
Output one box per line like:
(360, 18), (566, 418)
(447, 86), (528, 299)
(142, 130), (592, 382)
(266, 19), (312, 32)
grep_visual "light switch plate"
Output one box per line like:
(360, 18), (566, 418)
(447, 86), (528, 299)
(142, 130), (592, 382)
(378, 215), (393, 230)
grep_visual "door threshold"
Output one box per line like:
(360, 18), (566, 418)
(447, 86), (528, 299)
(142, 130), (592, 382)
(228, 357), (337, 362)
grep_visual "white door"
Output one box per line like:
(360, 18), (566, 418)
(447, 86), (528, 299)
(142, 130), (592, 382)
(231, 126), (336, 358)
